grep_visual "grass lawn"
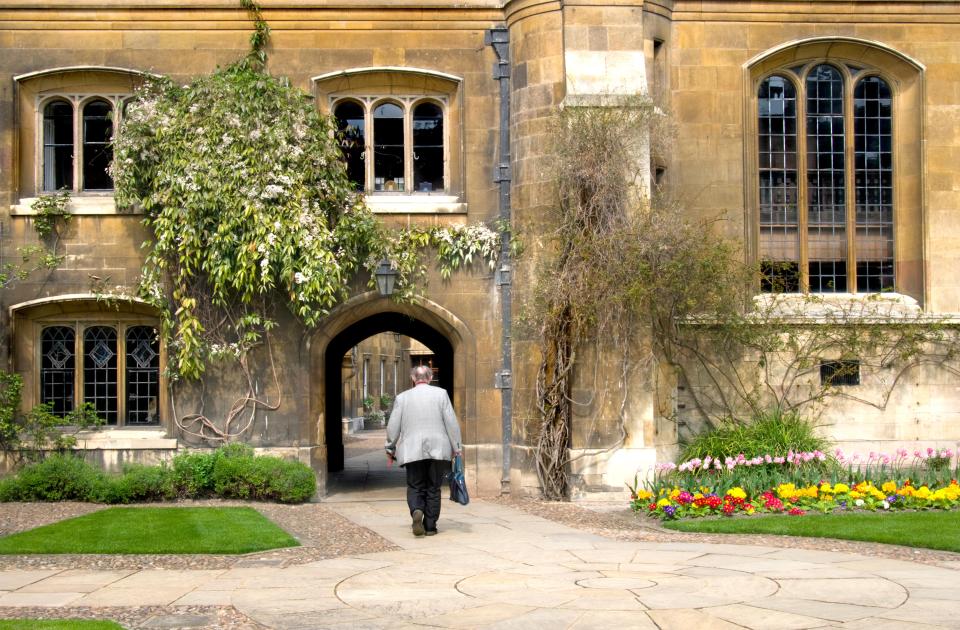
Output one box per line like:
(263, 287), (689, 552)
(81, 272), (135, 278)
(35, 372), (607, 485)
(663, 510), (960, 553)
(0, 507), (298, 555)
(0, 622), (123, 629)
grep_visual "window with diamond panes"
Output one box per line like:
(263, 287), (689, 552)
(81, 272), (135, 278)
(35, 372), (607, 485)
(40, 326), (76, 417)
(757, 65), (896, 293)
(125, 326), (160, 425)
(83, 326), (118, 424)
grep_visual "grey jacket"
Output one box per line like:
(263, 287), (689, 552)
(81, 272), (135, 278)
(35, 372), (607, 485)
(385, 383), (462, 466)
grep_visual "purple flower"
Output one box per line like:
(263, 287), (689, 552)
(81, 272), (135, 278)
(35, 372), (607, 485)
(886, 495), (898, 503)
(664, 505), (677, 517)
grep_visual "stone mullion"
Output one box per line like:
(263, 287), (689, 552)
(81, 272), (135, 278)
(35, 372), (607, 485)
(845, 75), (858, 293)
(797, 74), (810, 293)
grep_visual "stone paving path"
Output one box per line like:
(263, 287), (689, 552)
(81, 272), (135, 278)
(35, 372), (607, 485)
(2, 495), (960, 629)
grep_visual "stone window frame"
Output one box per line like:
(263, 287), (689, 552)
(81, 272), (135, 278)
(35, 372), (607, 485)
(10, 296), (168, 429)
(744, 38), (925, 303)
(37, 95), (126, 195)
(12, 66), (149, 216)
(332, 96), (449, 196)
(313, 67), (466, 215)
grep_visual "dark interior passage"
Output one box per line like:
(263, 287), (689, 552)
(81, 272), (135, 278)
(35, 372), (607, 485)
(324, 311), (453, 472)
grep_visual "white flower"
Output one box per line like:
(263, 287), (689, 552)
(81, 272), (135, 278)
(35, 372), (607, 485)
(854, 499), (864, 507)
(294, 271), (308, 284)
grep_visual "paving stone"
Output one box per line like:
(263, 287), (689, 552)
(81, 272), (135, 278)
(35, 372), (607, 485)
(0, 570), (60, 590)
(703, 603), (834, 629)
(647, 608), (746, 629)
(141, 613), (215, 628)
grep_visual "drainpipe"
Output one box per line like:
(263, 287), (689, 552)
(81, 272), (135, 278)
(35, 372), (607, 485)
(485, 27), (512, 495)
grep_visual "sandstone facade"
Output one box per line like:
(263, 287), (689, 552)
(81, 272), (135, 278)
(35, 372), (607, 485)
(1, 0), (959, 495)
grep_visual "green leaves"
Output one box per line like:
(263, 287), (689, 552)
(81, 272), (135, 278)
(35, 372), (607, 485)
(112, 59), (377, 379)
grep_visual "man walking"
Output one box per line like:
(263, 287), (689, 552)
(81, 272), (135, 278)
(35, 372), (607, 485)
(385, 365), (462, 536)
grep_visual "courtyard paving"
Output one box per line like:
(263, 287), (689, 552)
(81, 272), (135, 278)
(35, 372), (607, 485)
(1, 493), (959, 629)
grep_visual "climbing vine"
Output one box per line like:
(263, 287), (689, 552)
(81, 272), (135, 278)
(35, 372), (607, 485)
(109, 0), (498, 442)
(531, 101), (960, 500)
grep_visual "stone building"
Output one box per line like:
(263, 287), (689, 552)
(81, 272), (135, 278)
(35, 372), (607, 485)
(2, 0), (960, 496)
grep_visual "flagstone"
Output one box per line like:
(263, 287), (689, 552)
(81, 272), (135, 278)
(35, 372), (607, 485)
(703, 603), (835, 629)
(0, 569), (61, 591)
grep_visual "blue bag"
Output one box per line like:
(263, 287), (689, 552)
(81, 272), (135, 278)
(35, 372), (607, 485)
(448, 454), (469, 505)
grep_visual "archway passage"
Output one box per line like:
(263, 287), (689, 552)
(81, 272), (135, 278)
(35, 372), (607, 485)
(324, 311), (454, 472)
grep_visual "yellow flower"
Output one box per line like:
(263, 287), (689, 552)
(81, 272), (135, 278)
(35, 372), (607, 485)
(727, 487), (747, 500)
(777, 483), (797, 499)
(881, 481), (897, 494)
(634, 490), (653, 501)
(657, 498), (672, 507)
(803, 485), (819, 498)
(693, 492), (704, 500)
(669, 488), (681, 500)
(833, 483), (850, 494)
(820, 482), (834, 494)
(915, 486), (932, 499)
(849, 490), (862, 499)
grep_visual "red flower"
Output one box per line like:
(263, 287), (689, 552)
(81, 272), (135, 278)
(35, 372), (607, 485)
(788, 507), (805, 516)
(722, 503), (735, 515)
(648, 503), (657, 511)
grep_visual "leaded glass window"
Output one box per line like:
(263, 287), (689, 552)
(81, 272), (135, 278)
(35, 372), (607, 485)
(758, 75), (800, 292)
(854, 76), (894, 292)
(125, 326), (160, 425)
(83, 326), (118, 424)
(806, 65), (847, 292)
(757, 64), (896, 294)
(41, 326), (75, 417)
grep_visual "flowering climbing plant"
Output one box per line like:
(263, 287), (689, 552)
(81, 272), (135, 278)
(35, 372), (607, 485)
(111, 1), (500, 383)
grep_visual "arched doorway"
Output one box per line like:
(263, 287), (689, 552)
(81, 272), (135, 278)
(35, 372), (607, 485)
(309, 293), (476, 491)
(324, 312), (454, 472)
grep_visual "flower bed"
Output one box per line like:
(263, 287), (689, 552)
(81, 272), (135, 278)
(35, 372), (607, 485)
(632, 447), (959, 520)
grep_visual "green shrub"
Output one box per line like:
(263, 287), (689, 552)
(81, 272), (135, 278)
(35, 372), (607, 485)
(0, 444), (316, 504)
(3, 454), (106, 501)
(680, 409), (830, 461)
(171, 451), (218, 498)
(101, 463), (175, 503)
(212, 452), (316, 503)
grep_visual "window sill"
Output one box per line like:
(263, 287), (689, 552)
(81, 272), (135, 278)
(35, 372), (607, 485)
(72, 427), (176, 450)
(752, 292), (926, 322)
(11, 196), (140, 216)
(365, 194), (466, 215)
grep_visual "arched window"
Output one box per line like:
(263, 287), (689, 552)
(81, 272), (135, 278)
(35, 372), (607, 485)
(854, 77), (894, 292)
(373, 102), (405, 191)
(82, 99), (114, 190)
(758, 64), (896, 293)
(42, 100), (74, 192)
(41, 97), (118, 193)
(40, 326), (76, 417)
(413, 102), (444, 192)
(334, 101), (366, 191)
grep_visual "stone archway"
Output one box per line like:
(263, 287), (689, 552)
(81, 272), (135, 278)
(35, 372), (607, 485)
(308, 292), (476, 487)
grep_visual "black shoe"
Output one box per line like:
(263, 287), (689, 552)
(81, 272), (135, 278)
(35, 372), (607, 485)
(412, 509), (426, 537)
(425, 529), (438, 536)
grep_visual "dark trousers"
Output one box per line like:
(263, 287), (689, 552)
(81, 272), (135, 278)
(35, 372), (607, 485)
(404, 459), (451, 532)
